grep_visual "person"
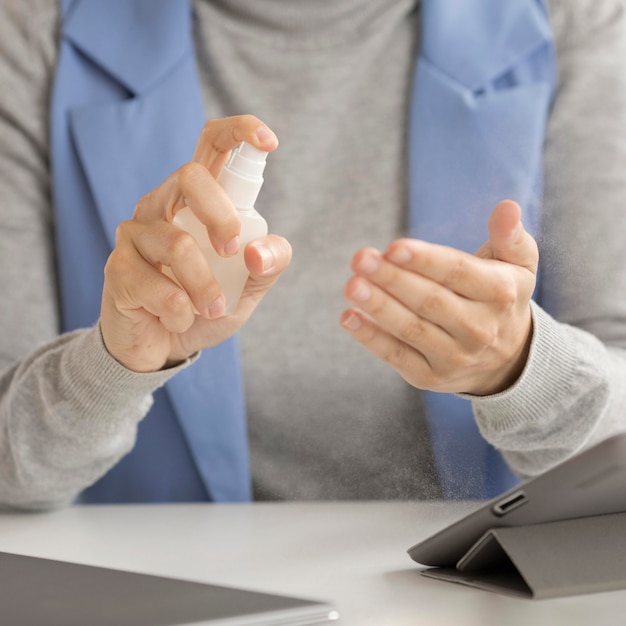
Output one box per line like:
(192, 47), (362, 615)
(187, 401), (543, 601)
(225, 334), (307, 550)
(1, 0), (626, 509)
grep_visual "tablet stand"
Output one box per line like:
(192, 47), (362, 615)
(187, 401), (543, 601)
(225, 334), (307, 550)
(421, 512), (626, 598)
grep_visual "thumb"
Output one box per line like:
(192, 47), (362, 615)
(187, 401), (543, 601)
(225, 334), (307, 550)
(245, 234), (293, 279)
(486, 199), (538, 273)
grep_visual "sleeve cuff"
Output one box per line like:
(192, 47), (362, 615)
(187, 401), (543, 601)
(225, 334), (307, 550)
(466, 301), (608, 438)
(56, 325), (198, 431)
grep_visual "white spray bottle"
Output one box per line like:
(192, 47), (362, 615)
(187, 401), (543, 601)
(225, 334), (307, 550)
(171, 142), (269, 315)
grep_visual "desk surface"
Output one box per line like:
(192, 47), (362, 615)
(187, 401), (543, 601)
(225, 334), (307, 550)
(0, 501), (623, 625)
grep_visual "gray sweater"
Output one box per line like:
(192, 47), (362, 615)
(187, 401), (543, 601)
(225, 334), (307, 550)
(1, 0), (626, 509)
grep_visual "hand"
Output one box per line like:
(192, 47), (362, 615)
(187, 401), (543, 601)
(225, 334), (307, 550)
(100, 115), (292, 373)
(340, 200), (538, 395)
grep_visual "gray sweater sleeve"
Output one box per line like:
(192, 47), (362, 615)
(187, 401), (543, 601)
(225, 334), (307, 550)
(0, 327), (191, 509)
(0, 2), (191, 510)
(471, 0), (626, 477)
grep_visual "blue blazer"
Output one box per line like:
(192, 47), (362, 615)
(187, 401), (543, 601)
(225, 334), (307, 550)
(50, 0), (555, 502)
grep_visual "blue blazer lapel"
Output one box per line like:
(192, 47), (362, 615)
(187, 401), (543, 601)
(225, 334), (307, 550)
(63, 0), (191, 95)
(410, 0), (555, 249)
(411, 0), (556, 498)
(53, 0), (251, 501)
(63, 0), (205, 248)
(420, 0), (553, 94)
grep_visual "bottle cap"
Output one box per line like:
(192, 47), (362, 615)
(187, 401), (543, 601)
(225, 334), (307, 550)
(217, 142), (268, 208)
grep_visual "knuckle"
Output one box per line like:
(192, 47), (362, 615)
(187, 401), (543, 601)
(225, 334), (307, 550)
(465, 319), (497, 346)
(365, 292), (385, 318)
(444, 255), (467, 285)
(202, 118), (240, 151)
(177, 162), (206, 190)
(133, 191), (155, 220)
(168, 229), (198, 260)
(375, 264), (398, 290)
(398, 318), (427, 345)
(230, 114), (260, 140)
(477, 327), (497, 347)
(382, 341), (408, 368)
(114, 220), (130, 245)
(163, 288), (191, 317)
(212, 208), (239, 233)
(239, 113), (260, 126)
(448, 350), (472, 371)
(200, 119), (219, 140)
(420, 291), (443, 318)
(104, 247), (131, 280)
(490, 271), (517, 308)
(497, 283), (518, 310)
(102, 254), (115, 280)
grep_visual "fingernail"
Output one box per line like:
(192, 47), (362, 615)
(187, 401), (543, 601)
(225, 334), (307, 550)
(342, 312), (362, 331)
(256, 245), (274, 273)
(208, 296), (225, 319)
(386, 246), (412, 265)
(256, 126), (277, 145)
(357, 253), (379, 275)
(351, 280), (371, 302)
(224, 236), (240, 256)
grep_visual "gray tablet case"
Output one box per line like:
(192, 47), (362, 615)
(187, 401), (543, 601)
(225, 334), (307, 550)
(0, 551), (339, 625)
(421, 512), (626, 598)
(408, 433), (626, 599)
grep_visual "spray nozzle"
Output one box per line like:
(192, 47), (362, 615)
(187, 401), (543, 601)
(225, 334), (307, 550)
(217, 141), (269, 209)
(225, 142), (268, 180)
(237, 141), (268, 163)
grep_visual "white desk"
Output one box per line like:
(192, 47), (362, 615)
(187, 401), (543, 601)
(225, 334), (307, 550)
(0, 501), (623, 625)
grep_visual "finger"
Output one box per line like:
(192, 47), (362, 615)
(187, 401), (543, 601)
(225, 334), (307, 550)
(193, 114), (279, 177)
(219, 235), (292, 317)
(486, 199), (538, 273)
(133, 116), (278, 228)
(236, 235), (293, 306)
(339, 307), (435, 388)
(346, 250), (492, 348)
(244, 234), (293, 279)
(134, 163), (241, 257)
(120, 219), (225, 319)
(371, 243), (532, 350)
(174, 163), (241, 257)
(133, 170), (185, 224)
(104, 244), (196, 334)
(352, 246), (458, 315)
(375, 241), (502, 302)
(343, 273), (459, 353)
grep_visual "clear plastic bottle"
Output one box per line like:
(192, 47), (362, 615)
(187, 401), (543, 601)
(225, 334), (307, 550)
(170, 142), (269, 315)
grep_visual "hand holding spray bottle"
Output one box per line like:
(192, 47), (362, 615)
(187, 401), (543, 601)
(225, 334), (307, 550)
(170, 142), (269, 315)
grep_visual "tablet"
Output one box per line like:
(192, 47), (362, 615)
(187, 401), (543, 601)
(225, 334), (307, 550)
(0, 550), (338, 625)
(407, 432), (626, 568)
